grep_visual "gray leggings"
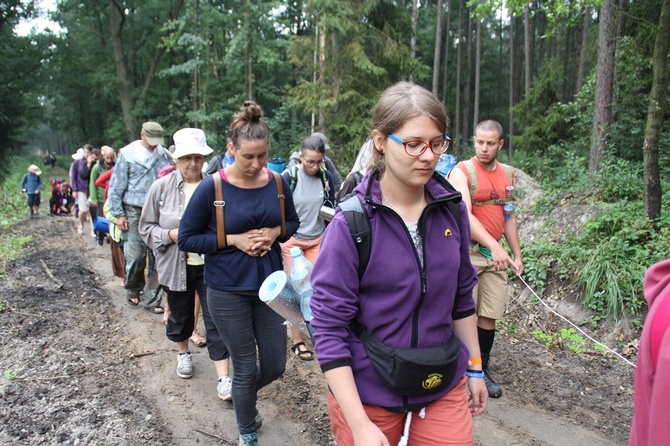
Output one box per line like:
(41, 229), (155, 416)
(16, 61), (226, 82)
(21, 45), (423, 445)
(207, 288), (287, 435)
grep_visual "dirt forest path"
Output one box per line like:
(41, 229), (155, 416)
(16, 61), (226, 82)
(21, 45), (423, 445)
(0, 189), (634, 445)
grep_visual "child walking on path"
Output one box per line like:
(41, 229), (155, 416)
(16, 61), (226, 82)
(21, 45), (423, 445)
(20, 165), (43, 219)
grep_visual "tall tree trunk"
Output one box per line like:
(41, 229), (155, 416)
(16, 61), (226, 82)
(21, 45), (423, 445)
(498, 9), (504, 111)
(562, 11), (574, 102)
(109, 0), (184, 140)
(244, 1), (254, 100)
(524, 4), (532, 95)
(461, 7), (472, 144)
(513, 15), (524, 105)
(318, 24), (326, 128)
(589, 0), (617, 173)
(537, 3), (546, 70)
(441, 0), (452, 106)
(432, 0), (444, 95)
(454, 0), (464, 147)
(643, 0), (670, 221)
(473, 18), (481, 128)
(576, 8), (590, 93)
(612, 0), (629, 121)
(192, 0), (201, 124)
(109, 0), (135, 141)
(138, 0), (184, 105)
(509, 14), (515, 158)
(410, 0), (418, 82)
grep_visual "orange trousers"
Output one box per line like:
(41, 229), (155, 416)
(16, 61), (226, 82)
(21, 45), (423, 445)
(328, 377), (473, 446)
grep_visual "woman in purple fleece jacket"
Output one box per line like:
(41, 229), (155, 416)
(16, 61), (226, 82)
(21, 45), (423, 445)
(310, 81), (487, 446)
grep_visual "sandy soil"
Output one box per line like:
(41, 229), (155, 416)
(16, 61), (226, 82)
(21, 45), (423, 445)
(0, 176), (636, 446)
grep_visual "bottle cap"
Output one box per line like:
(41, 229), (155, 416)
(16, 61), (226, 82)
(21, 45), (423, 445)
(290, 247), (302, 258)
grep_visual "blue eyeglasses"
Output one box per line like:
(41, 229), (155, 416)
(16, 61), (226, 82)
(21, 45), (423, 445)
(387, 134), (452, 156)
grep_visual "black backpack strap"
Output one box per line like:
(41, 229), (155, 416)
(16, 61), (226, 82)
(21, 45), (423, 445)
(432, 172), (462, 225)
(339, 173), (462, 282)
(338, 195), (371, 280)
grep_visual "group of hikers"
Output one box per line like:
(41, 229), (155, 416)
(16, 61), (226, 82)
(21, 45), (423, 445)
(20, 81), (524, 445)
(20, 80), (664, 446)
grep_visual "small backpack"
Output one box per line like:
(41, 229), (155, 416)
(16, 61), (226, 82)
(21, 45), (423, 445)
(335, 171), (363, 205)
(339, 173), (462, 279)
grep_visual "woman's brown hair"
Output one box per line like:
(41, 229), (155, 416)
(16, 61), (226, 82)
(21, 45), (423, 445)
(228, 101), (270, 149)
(369, 81), (449, 176)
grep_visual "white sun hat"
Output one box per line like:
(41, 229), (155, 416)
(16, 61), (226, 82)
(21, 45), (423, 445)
(171, 128), (213, 159)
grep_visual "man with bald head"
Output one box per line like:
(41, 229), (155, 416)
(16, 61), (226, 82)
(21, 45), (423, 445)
(89, 145), (117, 244)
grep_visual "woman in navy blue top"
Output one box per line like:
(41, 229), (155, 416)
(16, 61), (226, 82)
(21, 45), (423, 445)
(178, 101), (299, 446)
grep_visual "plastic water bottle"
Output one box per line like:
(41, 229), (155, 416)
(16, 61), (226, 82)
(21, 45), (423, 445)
(504, 186), (515, 219)
(289, 247), (314, 322)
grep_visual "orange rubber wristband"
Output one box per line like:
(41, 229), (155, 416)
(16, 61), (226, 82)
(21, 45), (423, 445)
(468, 356), (482, 365)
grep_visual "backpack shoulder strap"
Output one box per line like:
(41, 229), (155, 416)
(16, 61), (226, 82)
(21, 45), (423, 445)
(462, 159), (477, 200)
(338, 195), (371, 280)
(272, 170), (287, 239)
(433, 173), (462, 227)
(158, 175), (168, 207)
(288, 165), (298, 191)
(500, 163), (514, 186)
(213, 172), (227, 249)
(320, 166), (330, 192)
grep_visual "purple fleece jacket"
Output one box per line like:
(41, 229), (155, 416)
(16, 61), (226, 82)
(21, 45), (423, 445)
(310, 171), (478, 411)
(70, 158), (89, 193)
(629, 259), (670, 445)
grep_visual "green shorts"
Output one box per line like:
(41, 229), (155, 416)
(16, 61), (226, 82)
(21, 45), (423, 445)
(470, 245), (509, 320)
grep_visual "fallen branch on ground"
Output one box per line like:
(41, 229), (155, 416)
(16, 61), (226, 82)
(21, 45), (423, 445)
(194, 428), (236, 444)
(40, 259), (64, 289)
(1, 374), (73, 387)
(129, 351), (155, 359)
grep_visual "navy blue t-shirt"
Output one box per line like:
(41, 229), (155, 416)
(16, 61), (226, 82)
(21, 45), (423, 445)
(178, 171), (299, 292)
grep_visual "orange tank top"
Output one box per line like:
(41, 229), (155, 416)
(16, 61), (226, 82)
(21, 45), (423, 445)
(455, 157), (513, 241)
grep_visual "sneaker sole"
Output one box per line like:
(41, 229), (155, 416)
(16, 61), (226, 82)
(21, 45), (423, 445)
(218, 393), (232, 401)
(176, 371), (193, 379)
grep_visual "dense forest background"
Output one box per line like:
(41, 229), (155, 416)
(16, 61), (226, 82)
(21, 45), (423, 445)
(1, 0), (669, 328)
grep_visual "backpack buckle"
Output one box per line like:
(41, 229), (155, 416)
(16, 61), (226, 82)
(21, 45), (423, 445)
(214, 200), (225, 207)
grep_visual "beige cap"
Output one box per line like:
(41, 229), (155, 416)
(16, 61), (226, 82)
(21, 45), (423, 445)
(27, 164), (42, 175)
(141, 121), (165, 146)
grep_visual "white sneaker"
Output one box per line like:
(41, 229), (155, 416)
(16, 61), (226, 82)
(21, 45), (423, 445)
(176, 352), (193, 379)
(77, 225), (83, 235)
(238, 432), (258, 446)
(217, 376), (232, 401)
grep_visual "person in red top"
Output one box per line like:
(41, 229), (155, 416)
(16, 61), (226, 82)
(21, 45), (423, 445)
(629, 259), (670, 445)
(95, 166), (126, 285)
(448, 120), (523, 398)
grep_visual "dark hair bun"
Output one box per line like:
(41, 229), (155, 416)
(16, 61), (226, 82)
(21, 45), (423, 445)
(228, 101), (270, 146)
(240, 101), (263, 123)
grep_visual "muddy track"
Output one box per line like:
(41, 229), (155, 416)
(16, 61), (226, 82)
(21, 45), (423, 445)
(0, 213), (634, 445)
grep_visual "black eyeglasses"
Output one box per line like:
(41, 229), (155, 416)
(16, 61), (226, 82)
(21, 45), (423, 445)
(387, 134), (452, 156)
(303, 159), (324, 167)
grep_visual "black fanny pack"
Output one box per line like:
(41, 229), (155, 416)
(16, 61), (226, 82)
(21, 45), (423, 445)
(353, 323), (461, 396)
